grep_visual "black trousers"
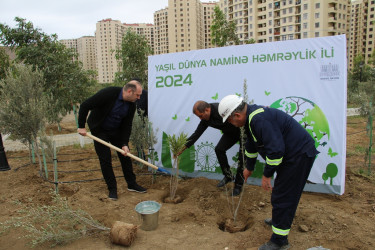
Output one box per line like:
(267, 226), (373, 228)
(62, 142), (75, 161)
(270, 153), (316, 246)
(93, 129), (136, 192)
(214, 132), (244, 186)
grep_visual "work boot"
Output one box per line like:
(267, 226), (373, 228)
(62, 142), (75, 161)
(232, 185), (242, 196)
(258, 241), (290, 250)
(264, 218), (272, 226)
(217, 176), (233, 187)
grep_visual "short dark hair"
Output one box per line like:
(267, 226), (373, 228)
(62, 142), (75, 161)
(230, 101), (246, 118)
(194, 101), (210, 113)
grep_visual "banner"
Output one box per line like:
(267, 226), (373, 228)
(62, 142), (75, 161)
(148, 35), (347, 195)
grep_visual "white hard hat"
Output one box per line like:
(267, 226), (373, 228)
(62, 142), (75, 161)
(219, 95), (243, 122)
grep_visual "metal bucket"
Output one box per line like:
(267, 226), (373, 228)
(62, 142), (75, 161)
(135, 201), (161, 231)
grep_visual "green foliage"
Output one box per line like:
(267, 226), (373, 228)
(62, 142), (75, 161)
(0, 47), (11, 80)
(0, 17), (96, 124)
(129, 110), (158, 162)
(245, 38), (256, 44)
(115, 29), (153, 89)
(210, 6), (239, 47)
(0, 64), (47, 145)
(166, 132), (188, 158)
(166, 132), (188, 200)
(0, 193), (109, 248)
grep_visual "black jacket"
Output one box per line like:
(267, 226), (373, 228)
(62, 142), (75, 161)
(185, 103), (240, 148)
(78, 87), (136, 147)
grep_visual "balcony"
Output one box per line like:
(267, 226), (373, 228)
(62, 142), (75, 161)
(328, 16), (337, 22)
(328, 7), (337, 13)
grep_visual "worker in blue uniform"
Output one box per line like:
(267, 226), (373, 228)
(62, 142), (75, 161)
(218, 95), (319, 250)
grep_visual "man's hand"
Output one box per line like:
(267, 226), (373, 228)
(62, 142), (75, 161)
(77, 128), (87, 136)
(261, 176), (272, 191)
(121, 145), (130, 156)
(243, 169), (253, 183)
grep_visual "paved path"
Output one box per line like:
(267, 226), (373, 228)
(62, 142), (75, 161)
(2, 108), (361, 152)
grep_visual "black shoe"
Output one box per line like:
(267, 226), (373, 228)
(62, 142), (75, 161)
(217, 176), (233, 187)
(258, 241), (290, 250)
(108, 190), (118, 200)
(232, 186), (242, 196)
(127, 183), (147, 193)
(264, 218), (272, 226)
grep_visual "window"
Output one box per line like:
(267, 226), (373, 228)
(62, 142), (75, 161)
(315, 22), (320, 28)
(315, 13), (320, 18)
(303, 32), (308, 38)
(303, 23), (308, 29)
(315, 32), (319, 37)
(304, 4), (308, 10)
(315, 3), (320, 9)
(303, 13), (308, 20)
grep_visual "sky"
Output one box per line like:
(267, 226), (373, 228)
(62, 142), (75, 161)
(0, 0), (170, 40)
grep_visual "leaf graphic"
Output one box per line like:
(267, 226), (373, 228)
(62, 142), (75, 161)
(211, 93), (218, 100)
(265, 90), (271, 96)
(172, 114), (177, 120)
(185, 117), (190, 122)
(328, 147), (338, 157)
(235, 93), (241, 97)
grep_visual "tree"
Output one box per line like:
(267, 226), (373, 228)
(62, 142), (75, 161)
(0, 64), (48, 173)
(0, 47), (11, 80)
(115, 29), (153, 89)
(245, 38), (256, 44)
(210, 6), (239, 47)
(0, 17), (96, 124)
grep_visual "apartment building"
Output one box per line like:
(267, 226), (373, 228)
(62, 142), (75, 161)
(60, 39), (78, 51)
(124, 23), (155, 52)
(218, 0), (350, 44)
(154, 8), (170, 55)
(203, 2), (217, 48)
(77, 36), (96, 71)
(95, 19), (154, 83)
(168, 0), (205, 53)
(349, 0), (375, 68)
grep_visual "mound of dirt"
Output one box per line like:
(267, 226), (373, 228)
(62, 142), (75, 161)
(0, 115), (375, 249)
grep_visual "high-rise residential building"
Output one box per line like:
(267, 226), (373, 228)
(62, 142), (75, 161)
(154, 1), (216, 54)
(95, 19), (155, 83)
(124, 23), (155, 52)
(60, 39), (78, 51)
(77, 36), (97, 71)
(203, 2), (217, 49)
(219, 0), (351, 44)
(168, 0), (205, 53)
(349, 0), (375, 68)
(154, 8), (170, 55)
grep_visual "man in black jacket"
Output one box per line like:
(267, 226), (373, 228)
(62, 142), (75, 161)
(78, 80), (147, 200)
(177, 100), (244, 196)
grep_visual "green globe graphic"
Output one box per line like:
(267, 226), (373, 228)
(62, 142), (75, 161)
(270, 96), (330, 151)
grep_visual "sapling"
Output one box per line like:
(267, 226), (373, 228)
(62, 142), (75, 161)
(166, 132), (188, 200)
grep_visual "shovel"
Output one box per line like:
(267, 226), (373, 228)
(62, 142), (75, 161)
(86, 133), (171, 175)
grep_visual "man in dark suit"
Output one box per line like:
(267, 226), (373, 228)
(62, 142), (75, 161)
(78, 80), (147, 200)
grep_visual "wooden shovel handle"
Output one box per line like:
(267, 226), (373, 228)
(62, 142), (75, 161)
(85, 133), (158, 170)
